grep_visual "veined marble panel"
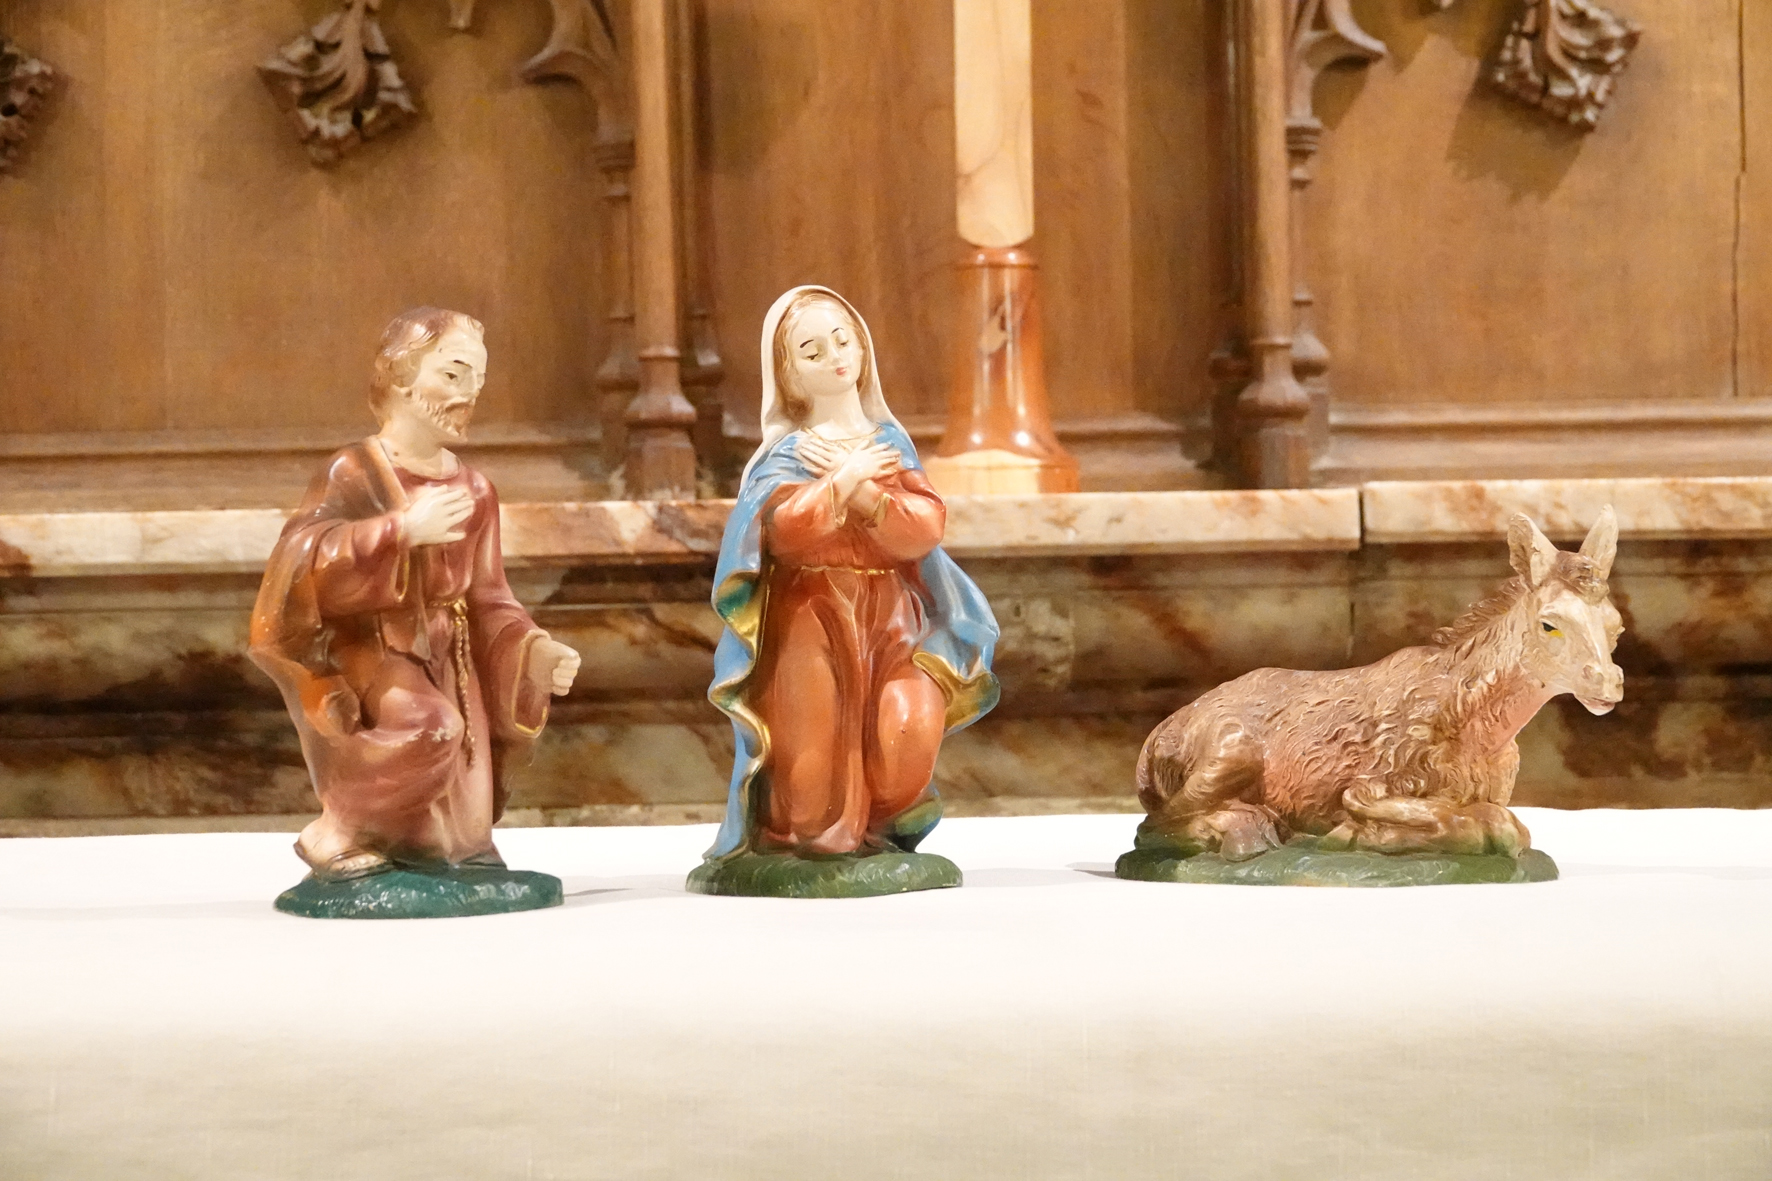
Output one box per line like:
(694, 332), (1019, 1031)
(8, 691), (1768, 838)
(8, 482), (1760, 576)
(1352, 540), (1772, 671)
(1363, 477), (1772, 543)
(1353, 536), (1772, 809)
(940, 489), (1361, 557)
(0, 510), (288, 577)
(0, 503), (731, 578)
(0, 480), (1769, 829)
(0, 710), (1164, 834)
(0, 489), (1361, 578)
(500, 501), (729, 566)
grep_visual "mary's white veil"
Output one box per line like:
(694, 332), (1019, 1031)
(745, 285), (906, 484)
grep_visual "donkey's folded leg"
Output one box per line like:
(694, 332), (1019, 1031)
(1327, 786), (1486, 855)
(1466, 801), (1530, 855)
(1146, 722), (1280, 859)
(1186, 801), (1285, 862)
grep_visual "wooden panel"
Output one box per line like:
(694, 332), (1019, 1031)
(1125, 0), (1230, 424)
(0, 1), (607, 435)
(700, 0), (1153, 430)
(700, 0), (958, 426)
(0, 4), (165, 433)
(1029, 0), (1132, 421)
(1741, 0), (1772, 398)
(1310, 0), (1741, 406)
(1, 0), (1193, 450)
(1323, 398), (1772, 482)
(16, 0), (1749, 465)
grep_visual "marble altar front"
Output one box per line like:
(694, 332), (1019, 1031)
(0, 479), (1767, 834)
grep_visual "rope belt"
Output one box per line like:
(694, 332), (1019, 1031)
(787, 564), (893, 575)
(435, 598), (474, 766)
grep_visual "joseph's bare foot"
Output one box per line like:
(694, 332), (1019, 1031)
(294, 836), (391, 881)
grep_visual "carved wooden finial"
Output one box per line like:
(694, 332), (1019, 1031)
(0, 37), (58, 173)
(519, 0), (626, 141)
(1489, 0), (1641, 130)
(259, 0), (418, 166)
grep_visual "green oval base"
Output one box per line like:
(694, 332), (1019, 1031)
(686, 850), (962, 899)
(274, 866), (564, 919)
(1115, 837), (1558, 887)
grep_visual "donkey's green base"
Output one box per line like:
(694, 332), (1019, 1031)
(1116, 834), (1558, 887)
(687, 850), (962, 898)
(275, 866), (564, 918)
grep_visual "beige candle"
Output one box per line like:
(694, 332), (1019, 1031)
(954, 0), (1034, 249)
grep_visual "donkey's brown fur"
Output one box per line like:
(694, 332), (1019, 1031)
(1136, 510), (1624, 859)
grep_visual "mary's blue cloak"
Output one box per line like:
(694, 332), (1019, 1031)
(704, 422), (1000, 860)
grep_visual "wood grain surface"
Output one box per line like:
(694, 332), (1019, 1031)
(0, 0), (1766, 480)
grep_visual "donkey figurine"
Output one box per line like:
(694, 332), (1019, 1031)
(1135, 509), (1623, 861)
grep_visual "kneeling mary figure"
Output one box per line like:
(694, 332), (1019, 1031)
(691, 285), (1000, 898)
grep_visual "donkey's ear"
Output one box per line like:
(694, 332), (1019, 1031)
(1579, 504), (1618, 581)
(1507, 513), (1559, 588)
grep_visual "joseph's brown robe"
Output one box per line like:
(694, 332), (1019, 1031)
(250, 439), (550, 868)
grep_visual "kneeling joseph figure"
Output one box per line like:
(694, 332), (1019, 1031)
(250, 307), (579, 881)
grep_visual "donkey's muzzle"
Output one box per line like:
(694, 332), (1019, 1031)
(1576, 662), (1624, 715)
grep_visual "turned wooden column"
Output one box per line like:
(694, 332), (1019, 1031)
(624, 0), (697, 500)
(927, 0), (1078, 496)
(507, 0), (642, 473)
(1234, 0), (1311, 489)
(1286, 0), (1383, 456)
(673, 0), (724, 471)
(1287, 118), (1330, 453)
(593, 133), (640, 468)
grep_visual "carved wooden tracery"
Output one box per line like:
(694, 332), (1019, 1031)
(464, 0), (649, 473)
(255, 0), (712, 497)
(259, 0), (418, 166)
(527, 1), (655, 479)
(1225, 0), (1642, 488)
(1489, 0), (1641, 129)
(1425, 0), (1641, 130)
(479, 0), (715, 496)
(0, 37), (57, 173)
(1286, 0), (1383, 449)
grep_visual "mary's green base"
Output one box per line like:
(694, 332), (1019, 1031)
(1115, 836), (1558, 887)
(686, 850), (962, 898)
(274, 866), (564, 919)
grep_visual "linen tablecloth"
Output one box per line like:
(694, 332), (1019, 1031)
(2, 809), (1769, 1179)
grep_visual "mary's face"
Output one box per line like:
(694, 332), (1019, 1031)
(787, 302), (863, 406)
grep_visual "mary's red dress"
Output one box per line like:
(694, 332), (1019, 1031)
(750, 466), (951, 854)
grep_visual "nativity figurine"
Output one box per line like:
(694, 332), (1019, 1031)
(250, 307), (581, 918)
(690, 285), (1000, 898)
(1119, 509), (1624, 886)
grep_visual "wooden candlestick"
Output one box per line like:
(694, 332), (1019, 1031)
(928, 0), (1077, 496)
(928, 245), (1078, 494)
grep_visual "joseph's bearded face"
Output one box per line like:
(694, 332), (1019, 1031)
(400, 326), (488, 442)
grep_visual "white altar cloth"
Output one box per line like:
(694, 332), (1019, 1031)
(2, 809), (1769, 1180)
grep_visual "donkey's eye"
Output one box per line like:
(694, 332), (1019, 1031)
(1541, 622), (1559, 635)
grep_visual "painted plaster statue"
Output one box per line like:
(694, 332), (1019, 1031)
(250, 307), (581, 917)
(1120, 509), (1623, 886)
(690, 286), (1000, 898)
